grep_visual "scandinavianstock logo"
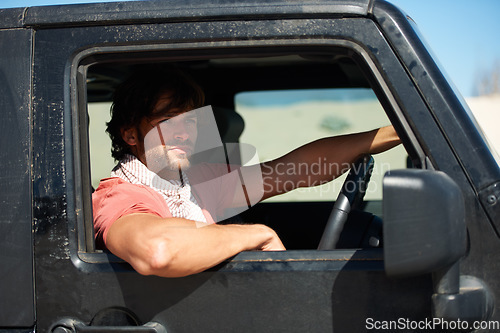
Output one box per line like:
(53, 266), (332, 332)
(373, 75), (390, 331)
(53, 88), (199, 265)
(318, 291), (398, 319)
(143, 105), (387, 224)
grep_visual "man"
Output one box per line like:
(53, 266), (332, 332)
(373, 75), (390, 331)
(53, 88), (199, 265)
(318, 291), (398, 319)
(93, 68), (401, 278)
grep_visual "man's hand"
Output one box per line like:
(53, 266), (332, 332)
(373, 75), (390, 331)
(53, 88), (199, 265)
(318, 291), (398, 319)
(366, 125), (401, 155)
(248, 224), (286, 251)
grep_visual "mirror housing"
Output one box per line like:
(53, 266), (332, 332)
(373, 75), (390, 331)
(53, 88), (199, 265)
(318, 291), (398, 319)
(383, 169), (466, 278)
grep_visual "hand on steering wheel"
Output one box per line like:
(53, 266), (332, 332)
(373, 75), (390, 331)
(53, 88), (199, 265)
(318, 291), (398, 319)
(317, 155), (374, 250)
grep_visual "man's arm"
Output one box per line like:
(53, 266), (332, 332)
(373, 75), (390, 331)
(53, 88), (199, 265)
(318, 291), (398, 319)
(260, 125), (401, 200)
(106, 213), (285, 278)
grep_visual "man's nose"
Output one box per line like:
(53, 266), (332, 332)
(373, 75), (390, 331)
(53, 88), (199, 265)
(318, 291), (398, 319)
(172, 122), (189, 141)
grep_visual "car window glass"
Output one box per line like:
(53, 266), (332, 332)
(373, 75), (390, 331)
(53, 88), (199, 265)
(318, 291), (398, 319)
(235, 88), (408, 203)
(85, 53), (414, 253)
(88, 101), (114, 189)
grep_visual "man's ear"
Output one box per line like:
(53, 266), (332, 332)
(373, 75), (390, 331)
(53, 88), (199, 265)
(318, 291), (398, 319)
(121, 127), (139, 146)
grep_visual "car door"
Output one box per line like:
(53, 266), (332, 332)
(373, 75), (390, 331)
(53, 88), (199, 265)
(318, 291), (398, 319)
(31, 2), (447, 332)
(0, 14), (34, 331)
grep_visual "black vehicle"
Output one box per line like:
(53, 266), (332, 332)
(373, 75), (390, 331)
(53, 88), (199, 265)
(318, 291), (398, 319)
(1, 0), (499, 332)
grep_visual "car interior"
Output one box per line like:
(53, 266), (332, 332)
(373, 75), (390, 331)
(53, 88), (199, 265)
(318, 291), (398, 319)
(83, 47), (410, 252)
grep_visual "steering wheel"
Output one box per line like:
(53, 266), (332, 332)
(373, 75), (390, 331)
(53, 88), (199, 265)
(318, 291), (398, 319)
(318, 155), (374, 250)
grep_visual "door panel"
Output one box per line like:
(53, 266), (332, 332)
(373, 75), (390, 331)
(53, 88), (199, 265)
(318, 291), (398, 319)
(32, 16), (436, 332)
(0, 28), (34, 328)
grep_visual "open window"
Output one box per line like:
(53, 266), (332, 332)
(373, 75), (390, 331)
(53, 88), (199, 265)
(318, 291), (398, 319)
(77, 46), (420, 258)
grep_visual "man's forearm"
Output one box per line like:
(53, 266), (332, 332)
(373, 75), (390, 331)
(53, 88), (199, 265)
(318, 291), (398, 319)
(106, 214), (284, 277)
(261, 126), (401, 199)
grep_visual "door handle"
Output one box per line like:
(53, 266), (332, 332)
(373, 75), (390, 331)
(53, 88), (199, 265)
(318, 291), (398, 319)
(52, 319), (167, 333)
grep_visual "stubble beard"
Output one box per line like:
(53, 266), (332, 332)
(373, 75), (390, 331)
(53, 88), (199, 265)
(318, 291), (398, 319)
(163, 147), (191, 171)
(145, 145), (192, 180)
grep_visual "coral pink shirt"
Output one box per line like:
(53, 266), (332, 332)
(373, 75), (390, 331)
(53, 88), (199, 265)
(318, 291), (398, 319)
(92, 163), (241, 248)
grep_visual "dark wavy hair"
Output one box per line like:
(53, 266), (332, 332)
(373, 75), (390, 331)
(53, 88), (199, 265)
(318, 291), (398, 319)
(106, 67), (205, 161)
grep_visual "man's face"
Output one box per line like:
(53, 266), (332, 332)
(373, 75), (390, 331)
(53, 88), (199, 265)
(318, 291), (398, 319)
(134, 92), (198, 178)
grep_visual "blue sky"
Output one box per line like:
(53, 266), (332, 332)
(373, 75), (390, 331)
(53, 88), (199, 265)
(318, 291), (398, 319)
(1, 0), (498, 97)
(390, 0), (500, 97)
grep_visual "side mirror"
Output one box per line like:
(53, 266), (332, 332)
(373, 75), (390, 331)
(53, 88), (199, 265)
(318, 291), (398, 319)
(383, 169), (466, 277)
(383, 169), (494, 323)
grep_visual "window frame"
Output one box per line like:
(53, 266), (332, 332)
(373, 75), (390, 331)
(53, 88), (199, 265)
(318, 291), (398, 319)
(69, 31), (425, 271)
